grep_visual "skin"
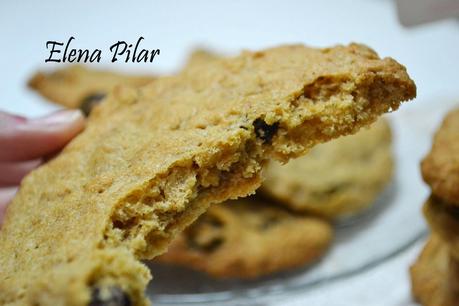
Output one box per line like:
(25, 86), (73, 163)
(0, 110), (85, 225)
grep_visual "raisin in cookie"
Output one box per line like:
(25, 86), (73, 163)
(410, 235), (459, 306)
(0, 44), (415, 306)
(421, 108), (459, 206)
(28, 65), (155, 113)
(157, 196), (332, 278)
(261, 118), (393, 219)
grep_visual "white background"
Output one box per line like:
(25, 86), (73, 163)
(1, 1), (458, 305)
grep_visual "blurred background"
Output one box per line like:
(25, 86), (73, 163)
(1, 0), (458, 116)
(1, 0), (458, 305)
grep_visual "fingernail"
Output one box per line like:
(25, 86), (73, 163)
(31, 110), (84, 126)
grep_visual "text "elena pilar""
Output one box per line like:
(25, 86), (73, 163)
(45, 37), (160, 63)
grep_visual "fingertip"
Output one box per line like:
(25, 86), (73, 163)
(61, 109), (86, 140)
(32, 109), (85, 128)
(54, 109), (86, 137)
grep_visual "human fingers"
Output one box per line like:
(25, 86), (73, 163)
(0, 110), (85, 162)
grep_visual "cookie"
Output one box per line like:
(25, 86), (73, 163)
(423, 195), (459, 258)
(28, 65), (155, 112)
(30, 56), (331, 279)
(30, 60), (393, 219)
(410, 235), (459, 306)
(261, 118), (393, 219)
(0, 43), (415, 306)
(421, 108), (459, 205)
(157, 196), (333, 278)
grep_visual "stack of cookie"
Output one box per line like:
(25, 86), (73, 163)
(157, 117), (393, 278)
(28, 58), (396, 279)
(411, 108), (459, 306)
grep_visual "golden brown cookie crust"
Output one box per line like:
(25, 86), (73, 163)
(0, 43), (415, 306)
(157, 197), (333, 278)
(261, 118), (393, 219)
(421, 108), (459, 205)
(28, 65), (155, 109)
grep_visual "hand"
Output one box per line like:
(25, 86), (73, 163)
(0, 110), (85, 226)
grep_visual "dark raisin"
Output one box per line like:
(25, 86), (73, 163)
(89, 286), (131, 306)
(252, 118), (279, 144)
(188, 236), (224, 253)
(432, 195), (459, 219)
(324, 184), (345, 196)
(204, 237), (224, 252)
(205, 214), (224, 228)
(259, 215), (281, 230)
(446, 205), (459, 219)
(80, 92), (106, 116)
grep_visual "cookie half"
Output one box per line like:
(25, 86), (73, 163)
(157, 197), (333, 278)
(261, 118), (393, 219)
(31, 58), (330, 279)
(1, 44), (415, 306)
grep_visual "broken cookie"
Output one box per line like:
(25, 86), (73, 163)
(0, 43), (415, 306)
